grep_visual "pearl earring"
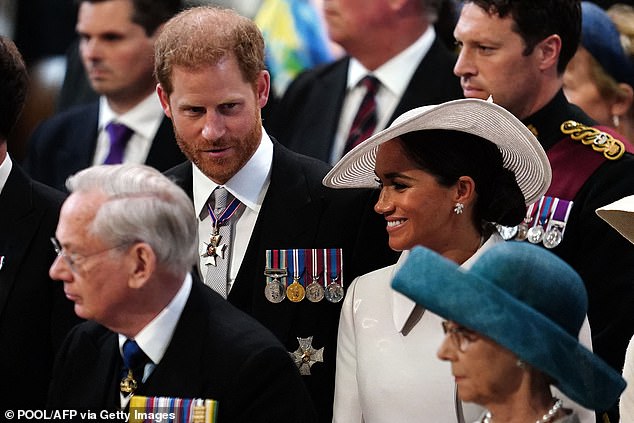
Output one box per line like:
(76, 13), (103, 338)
(453, 202), (464, 215)
(613, 115), (620, 128)
(516, 359), (526, 369)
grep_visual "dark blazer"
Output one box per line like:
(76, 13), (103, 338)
(23, 101), (186, 191)
(266, 37), (463, 162)
(48, 281), (317, 423)
(166, 141), (398, 422)
(0, 162), (80, 410)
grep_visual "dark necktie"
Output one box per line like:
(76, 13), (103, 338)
(120, 339), (149, 396)
(104, 122), (134, 164)
(344, 75), (380, 154)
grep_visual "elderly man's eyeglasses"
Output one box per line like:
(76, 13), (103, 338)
(441, 321), (479, 352)
(50, 237), (129, 273)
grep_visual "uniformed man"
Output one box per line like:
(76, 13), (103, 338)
(453, 1), (634, 421)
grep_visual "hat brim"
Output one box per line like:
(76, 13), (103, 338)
(392, 245), (626, 411)
(596, 195), (634, 244)
(322, 98), (551, 206)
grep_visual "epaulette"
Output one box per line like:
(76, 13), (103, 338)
(560, 120), (625, 160)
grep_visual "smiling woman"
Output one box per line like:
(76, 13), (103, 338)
(323, 98), (557, 423)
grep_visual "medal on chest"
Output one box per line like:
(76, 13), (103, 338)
(200, 196), (242, 267)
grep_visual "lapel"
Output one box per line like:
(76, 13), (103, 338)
(0, 165), (43, 316)
(228, 142), (326, 341)
(138, 282), (207, 398)
(59, 103), (100, 172)
(292, 59), (349, 162)
(66, 327), (121, 409)
(391, 37), (462, 122)
(144, 117), (187, 171)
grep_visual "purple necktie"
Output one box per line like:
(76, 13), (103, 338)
(344, 75), (380, 154)
(104, 122), (133, 164)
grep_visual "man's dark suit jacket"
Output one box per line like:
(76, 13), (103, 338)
(265, 37), (464, 162)
(48, 281), (317, 423)
(23, 101), (186, 191)
(166, 142), (398, 422)
(0, 163), (80, 410)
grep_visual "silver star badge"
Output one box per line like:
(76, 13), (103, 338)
(289, 336), (324, 375)
(200, 233), (226, 267)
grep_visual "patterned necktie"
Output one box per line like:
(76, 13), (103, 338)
(204, 187), (240, 298)
(120, 339), (149, 396)
(344, 75), (380, 154)
(104, 122), (134, 164)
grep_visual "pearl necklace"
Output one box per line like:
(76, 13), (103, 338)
(482, 398), (563, 423)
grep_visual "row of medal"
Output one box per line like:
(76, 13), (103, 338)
(129, 396), (218, 423)
(496, 196), (573, 249)
(264, 248), (345, 304)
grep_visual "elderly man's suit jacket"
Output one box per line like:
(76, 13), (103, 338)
(48, 280), (317, 422)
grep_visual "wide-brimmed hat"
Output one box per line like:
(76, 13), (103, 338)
(322, 98), (551, 206)
(391, 241), (626, 411)
(596, 195), (634, 244)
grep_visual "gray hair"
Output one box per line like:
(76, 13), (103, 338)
(66, 164), (198, 275)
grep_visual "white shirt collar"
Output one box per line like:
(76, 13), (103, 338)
(118, 273), (193, 365)
(193, 128), (273, 218)
(347, 26), (436, 98)
(98, 93), (165, 140)
(0, 153), (13, 195)
(392, 232), (504, 332)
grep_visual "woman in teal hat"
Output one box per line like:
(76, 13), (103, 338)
(392, 241), (626, 423)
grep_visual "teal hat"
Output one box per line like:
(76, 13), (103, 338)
(391, 242), (626, 411)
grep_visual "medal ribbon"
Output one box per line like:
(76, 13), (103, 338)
(309, 249), (323, 283)
(552, 198), (573, 232)
(530, 197), (546, 229)
(265, 249), (287, 286)
(524, 202), (537, 224)
(538, 196), (554, 227)
(325, 248), (343, 286)
(287, 249), (305, 285)
(206, 193), (242, 229)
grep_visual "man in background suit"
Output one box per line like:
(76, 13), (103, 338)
(23, 0), (185, 192)
(155, 7), (398, 421)
(266, 0), (463, 164)
(0, 36), (80, 412)
(48, 164), (316, 422)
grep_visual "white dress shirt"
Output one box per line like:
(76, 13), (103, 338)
(193, 129), (272, 292)
(118, 273), (192, 408)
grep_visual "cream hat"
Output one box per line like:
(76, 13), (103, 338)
(323, 98), (552, 205)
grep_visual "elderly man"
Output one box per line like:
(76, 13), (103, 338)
(47, 164), (316, 422)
